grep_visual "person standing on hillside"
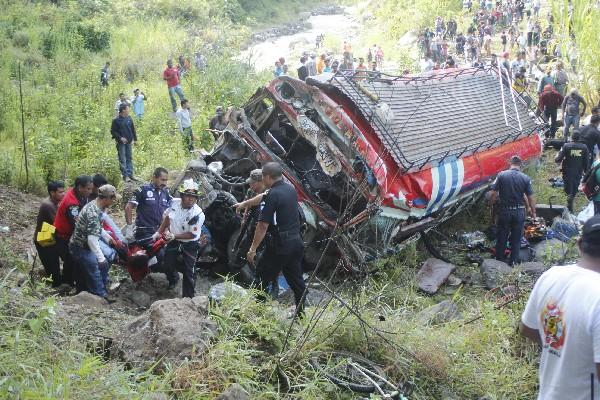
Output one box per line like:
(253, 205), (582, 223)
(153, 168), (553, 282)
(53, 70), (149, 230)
(489, 155), (536, 266)
(297, 56), (308, 81)
(69, 185), (120, 300)
(306, 54), (317, 77)
(520, 214), (600, 399)
(34, 181), (66, 287)
(176, 99), (195, 152)
(114, 93), (130, 116)
(130, 88), (146, 120)
(54, 175), (93, 289)
(537, 68), (555, 94)
(538, 84), (563, 138)
(163, 59), (185, 113)
(562, 88), (587, 141)
(553, 62), (569, 96)
(555, 130), (589, 212)
(317, 54), (326, 74)
(111, 104), (137, 182)
(100, 61), (110, 87)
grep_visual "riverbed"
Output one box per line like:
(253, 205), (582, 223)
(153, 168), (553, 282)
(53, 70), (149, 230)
(240, 9), (361, 72)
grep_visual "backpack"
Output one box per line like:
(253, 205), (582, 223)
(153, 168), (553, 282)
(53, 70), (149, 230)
(582, 163), (600, 200)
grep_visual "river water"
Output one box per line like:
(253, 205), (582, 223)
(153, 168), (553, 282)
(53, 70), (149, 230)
(240, 9), (361, 72)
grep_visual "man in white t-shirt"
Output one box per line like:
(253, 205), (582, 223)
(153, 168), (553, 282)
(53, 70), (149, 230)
(520, 214), (600, 399)
(175, 99), (194, 152)
(155, 179), (205, 298)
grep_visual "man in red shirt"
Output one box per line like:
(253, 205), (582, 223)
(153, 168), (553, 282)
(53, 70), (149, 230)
(34, 181), (66, 287)
(163, 59), (185, 112)
(538, 84), (564, 138)
(54, 175), (93, 288)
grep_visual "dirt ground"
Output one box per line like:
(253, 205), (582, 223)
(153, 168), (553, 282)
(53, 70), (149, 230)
(0, 184), (224, 319)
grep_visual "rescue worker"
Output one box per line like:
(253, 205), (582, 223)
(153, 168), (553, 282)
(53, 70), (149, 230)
(54, 175), (93, 288)
(34, 181), (66, 287)
(155, 179), (205, 298)
(236, 162), (307, 315)
(489, 156), (537, 266)
(69, 185), (120, 299)
(555, 130), (589, 212)
(125, 167), (172, 242)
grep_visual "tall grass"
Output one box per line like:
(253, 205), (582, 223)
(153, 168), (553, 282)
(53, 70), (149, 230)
(551, 0), (600, 103)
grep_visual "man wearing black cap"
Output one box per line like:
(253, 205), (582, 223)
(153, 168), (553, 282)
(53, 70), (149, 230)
(555, 130), (589, 212)
(520, 215), (600, 399)
(241, 162), (306, 316)
(489, 155), (536, 265)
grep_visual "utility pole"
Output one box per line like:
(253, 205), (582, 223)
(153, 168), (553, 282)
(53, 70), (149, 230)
(18, 62), (29, 188)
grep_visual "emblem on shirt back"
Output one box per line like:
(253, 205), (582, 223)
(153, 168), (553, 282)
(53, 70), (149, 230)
(541, 302), (566, 351)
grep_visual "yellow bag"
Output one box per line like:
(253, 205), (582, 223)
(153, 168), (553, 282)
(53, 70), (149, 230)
(36, 222), (56, 247)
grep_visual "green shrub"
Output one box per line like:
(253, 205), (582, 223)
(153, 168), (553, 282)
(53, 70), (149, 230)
(77, 22), (111, 52)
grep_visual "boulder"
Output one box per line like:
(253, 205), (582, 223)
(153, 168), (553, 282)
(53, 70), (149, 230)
(532, 239), (569, 262)
(417, 300), (461, 325)
(64, 291), (108, 309)
(111, 298), (217, 370)
(480, 259), (513, 289)
(416, 258), (456, 294)
(216, 383), (250, 400)
(515, 262), (547, 277)
(191, 295), (209, 315)
(128, 290), (152, 308)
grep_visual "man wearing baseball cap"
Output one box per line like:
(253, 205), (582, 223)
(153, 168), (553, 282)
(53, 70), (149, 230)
(489, 155), (536, 266)
(69, 184), (121, 300)
(520, 215), (600, 399)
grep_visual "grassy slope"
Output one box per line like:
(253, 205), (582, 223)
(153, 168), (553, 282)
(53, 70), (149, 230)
(0, 0), (556, 398)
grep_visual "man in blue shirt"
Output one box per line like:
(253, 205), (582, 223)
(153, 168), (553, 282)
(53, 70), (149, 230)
(125, 167), (172, 242)
(489, 155), (537, 265)
(111, 104), (137, 182)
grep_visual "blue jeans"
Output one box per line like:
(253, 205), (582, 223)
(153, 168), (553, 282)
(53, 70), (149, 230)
(116, 142), (134, 179)
(563, 114), (580, 141)
(69, 244), (109, 297)
(168, 85), (185, 112)
(495, 208), (526, 266)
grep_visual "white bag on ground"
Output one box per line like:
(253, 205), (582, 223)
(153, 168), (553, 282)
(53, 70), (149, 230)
(577, 201), (595, 224)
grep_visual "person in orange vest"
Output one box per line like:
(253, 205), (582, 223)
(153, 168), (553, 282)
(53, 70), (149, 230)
(53, 175), (93, 289)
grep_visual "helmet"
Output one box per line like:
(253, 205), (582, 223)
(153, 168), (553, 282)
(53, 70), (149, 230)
(179, 178), (200, 197)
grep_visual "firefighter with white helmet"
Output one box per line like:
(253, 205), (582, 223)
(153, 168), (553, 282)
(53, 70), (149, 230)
(154, 178), (205, 297)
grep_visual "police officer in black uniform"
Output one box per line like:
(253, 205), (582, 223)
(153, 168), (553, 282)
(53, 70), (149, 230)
(489, 155), (537, 266)
(555, 130), (589, 212)
(241, 162), (307, 315)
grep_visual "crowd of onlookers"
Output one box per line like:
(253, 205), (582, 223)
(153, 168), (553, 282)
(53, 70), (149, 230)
(272, 39), (389, 81)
